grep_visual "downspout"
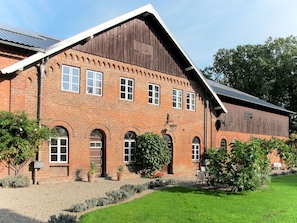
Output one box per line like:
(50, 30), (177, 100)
(204, 94), (209, 153)
(35, 58), (46, 184)
(38, 58), (46, 127)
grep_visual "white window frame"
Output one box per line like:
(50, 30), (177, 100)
(186, 92), (195, 111)
(49, 137), (68, 163)
(90, 141), (102, 148)
(124, 131), (136, 163)
(148, 83), (160, 106)
(62, 65), (80, 93)
(192, 137), (200, 161)
(124, 139), (136, 162)
(173, 89), (182, 109)
(120, 77), (134, 101)
(86, 70), (103, 96)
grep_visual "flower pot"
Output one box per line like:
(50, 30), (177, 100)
(88, 173), (95, 183)
(117, 172), (123, 181)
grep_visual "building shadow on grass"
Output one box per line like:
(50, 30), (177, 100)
(0, 209), (46, 223)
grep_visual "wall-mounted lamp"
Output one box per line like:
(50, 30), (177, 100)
(164, 113), (177, 133)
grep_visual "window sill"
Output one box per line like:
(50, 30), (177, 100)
(49, 163), (69, 167)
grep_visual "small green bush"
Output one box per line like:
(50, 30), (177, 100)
(48, 213), (77, 223)
(148, 179), (166, 189)
(0, 175), (30, 188)
(164, 179), (178, 186)
(70, 203), (87, 212)
(135, 184), (147, 193)
(97, 197), (113, 207)
(135, 132), (172, 175)
(120, 184), (138, 196)
(85, 198), (99, 209)
(106, 189), (131, 204)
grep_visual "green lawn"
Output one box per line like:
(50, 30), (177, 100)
(79, 174), (297, 223)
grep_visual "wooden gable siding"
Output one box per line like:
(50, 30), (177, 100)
(73, 18), (187, 79)
(218, 102), (289, 137)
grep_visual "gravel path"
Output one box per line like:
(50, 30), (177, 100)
(0, 176), (196, 223)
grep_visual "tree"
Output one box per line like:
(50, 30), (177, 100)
(203, 36), (297, 131)
(206, 137), (291, 192)
(135, 132), (171, 176)
(0, 111), (51, 174)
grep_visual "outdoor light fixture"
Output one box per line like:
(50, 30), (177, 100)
(169, 124), (177, 132)
(164, 113), (177, 133)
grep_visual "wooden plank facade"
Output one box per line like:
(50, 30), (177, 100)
(73, 18), (187, 79)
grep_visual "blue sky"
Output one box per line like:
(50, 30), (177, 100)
(1, 0), (297, 69)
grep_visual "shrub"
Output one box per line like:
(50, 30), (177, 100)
(48, 213), (77, 223)
(135, 184), (148, 193)
(70, 203), (87, 212)
(85, 198), (99, 209)
(120, 184), (138, 196)
(97, 197), (113, 207)
(0, 175), (30, 188)
(164, 179), (178, 186)
(147, 179), (166, 189)
(205, 137), (285, 192)
(135, 132), (172, 176)
(105, 189), (131, 204)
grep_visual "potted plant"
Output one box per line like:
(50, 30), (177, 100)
(88, 162), (97, 183)
(117, 165), (124, 181)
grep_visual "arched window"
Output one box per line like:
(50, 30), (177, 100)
(192, 137), (200, 161)
(220, 138), (227, 150)
(124, 131), (136, 162)
(50, 126), (68, 163)
(90, 129), (103, 147)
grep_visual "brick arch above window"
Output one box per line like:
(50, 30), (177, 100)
(47, 120), (74, 138)
(119, 126), (140, 140)
(85, 123), (111, 140)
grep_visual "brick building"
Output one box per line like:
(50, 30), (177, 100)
(0, 5), (293, 182)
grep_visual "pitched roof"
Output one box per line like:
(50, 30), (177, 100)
(0, 4), (227, 113)
(207, 79), (294, 114)
(0, 23), (60, 52)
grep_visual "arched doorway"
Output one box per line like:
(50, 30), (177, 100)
(163, 134), (173, 174)
(90, 129), (106, 177)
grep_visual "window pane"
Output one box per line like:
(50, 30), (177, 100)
(51, 147), (57, 153)
(63, 75), (69, 82)
(63, 83), (69, 90)
(72, 84), (79, 92)
(51, 155), (57, 161)
(63, 66), (70, 74)
(73, 68), (79, 76)
(87, 71), (93, 78)
(51, 138), (57, 145)
(60, 155), (67, 161)
(60, 147), (67, 153)
(61, 139), (67, 145)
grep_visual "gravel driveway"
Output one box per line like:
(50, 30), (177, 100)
(0, 176), (196, 223)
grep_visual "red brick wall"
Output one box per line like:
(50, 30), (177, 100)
(2, 48), (290, 182)
(24, 49), (209, 181)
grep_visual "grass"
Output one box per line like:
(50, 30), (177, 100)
(79, 174), (297, 223)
